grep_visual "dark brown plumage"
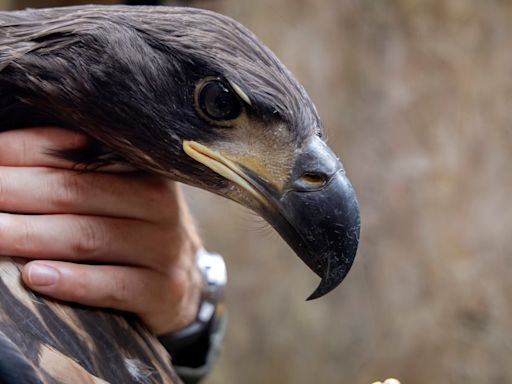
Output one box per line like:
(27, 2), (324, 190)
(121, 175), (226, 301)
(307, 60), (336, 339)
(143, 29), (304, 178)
(0, 5), (317, 178)
(0, 258), (180, 383)
(0, 5), (360, 383)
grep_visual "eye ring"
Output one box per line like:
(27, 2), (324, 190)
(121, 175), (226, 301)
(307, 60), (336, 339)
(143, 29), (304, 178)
(195, 78), (243, 125)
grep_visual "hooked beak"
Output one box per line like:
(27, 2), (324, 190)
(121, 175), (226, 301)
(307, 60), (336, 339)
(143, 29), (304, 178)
(183, 136), (360, 299)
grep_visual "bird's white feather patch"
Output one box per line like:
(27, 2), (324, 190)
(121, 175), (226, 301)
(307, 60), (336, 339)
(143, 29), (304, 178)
(125, 358), (156, 384)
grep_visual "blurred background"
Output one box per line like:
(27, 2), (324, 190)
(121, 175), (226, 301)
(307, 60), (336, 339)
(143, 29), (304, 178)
(2, 1), (511, 383)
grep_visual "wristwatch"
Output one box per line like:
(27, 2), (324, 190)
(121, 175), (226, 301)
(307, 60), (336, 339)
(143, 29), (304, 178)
(158, 247), (227, 368)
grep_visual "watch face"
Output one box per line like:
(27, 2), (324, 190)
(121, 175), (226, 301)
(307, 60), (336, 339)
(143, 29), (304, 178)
(197, 248), (228, 287)
(196, 248), (226, 315)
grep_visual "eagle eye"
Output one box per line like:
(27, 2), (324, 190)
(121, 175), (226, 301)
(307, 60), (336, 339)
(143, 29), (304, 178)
(197, 79), (242, 123)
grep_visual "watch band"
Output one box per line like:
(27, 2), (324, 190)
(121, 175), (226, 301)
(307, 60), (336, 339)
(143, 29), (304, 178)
(158, 247), (227, 357)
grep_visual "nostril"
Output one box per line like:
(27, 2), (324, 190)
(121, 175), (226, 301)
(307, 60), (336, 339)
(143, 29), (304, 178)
(302, 172), (327, 187)
(290, 172), (329, 191)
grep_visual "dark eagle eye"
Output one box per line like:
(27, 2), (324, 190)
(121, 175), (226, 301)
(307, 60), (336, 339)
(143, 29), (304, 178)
(197, 80), (242, 122)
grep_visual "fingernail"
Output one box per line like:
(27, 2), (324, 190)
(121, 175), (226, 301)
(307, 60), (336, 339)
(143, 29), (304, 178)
(27, 264), (59, 286)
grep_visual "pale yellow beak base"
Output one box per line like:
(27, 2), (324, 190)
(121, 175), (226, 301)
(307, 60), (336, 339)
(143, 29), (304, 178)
(183, 140), (265, 204)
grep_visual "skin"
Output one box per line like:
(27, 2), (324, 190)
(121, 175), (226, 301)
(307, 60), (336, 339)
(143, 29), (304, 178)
(0, 126), (203, 335)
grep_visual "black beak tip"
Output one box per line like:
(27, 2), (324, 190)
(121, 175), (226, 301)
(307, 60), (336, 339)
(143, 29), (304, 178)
(305, 182), (361, 301)
(306, 258), (354, 301)
(306, 286), (328, 301)
(305, 238), (360, 301)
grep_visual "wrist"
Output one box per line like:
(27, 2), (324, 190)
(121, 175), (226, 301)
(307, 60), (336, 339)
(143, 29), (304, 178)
(158, 248), (227, 361)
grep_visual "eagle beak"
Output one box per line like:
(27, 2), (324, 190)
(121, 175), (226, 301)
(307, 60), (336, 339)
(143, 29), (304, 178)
(183, 137), (360, 300)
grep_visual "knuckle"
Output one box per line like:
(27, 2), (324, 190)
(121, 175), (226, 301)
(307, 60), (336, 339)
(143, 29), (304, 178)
(108, 274), (130, 306)
(167, 269), (189, 302)
(163, 272), (199, 330)
(71, 219), (105, 257)
(10, 216), (34, 253)
(19, 219), (35, 247)
(0, 214), (33, 251)
(51, 173), (83, 208)
(20, 136), (29, 165)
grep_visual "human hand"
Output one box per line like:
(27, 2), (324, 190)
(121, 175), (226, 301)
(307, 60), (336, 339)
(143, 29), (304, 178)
(0, 127), (203, 335)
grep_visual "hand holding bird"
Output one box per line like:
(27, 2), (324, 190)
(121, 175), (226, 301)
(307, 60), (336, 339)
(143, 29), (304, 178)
(0, 126), (204, 335)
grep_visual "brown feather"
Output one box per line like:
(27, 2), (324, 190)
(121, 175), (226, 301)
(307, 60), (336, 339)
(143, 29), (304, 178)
(0, 257), (181, 383)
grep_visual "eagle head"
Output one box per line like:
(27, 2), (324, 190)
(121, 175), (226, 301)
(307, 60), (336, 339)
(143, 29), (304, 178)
(0, 5), (360, 299)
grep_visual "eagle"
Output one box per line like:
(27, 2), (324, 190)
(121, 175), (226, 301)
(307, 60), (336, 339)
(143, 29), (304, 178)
(0, 5), (360, 383)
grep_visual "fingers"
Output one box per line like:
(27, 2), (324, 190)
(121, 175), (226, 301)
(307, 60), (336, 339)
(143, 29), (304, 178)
(0, 166), (178, 220)
(0, 127), (89, 168)
(0, 127), (136, 172)
(0, 126), (183, 223)
(0, 127), (204, 333)
(23, 261), (166, 318)
(22, 261), (201, 334)
(0, 213), (182, 268)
